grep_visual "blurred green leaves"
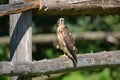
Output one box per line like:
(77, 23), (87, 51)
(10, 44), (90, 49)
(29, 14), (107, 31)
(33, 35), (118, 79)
(62, 72), (85, 80)
(54, 69), (112, 80)
(0, 45), (8, 61)
(0, 76), (9, 80)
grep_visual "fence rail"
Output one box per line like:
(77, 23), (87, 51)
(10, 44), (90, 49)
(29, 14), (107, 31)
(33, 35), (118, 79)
(0, 50), (120, 76)
(0, 32), (120, 45)
(0, 0), (120, 17)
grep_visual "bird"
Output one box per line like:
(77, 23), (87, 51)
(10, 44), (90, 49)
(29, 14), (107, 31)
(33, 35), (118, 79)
(56, 18), (78, 67)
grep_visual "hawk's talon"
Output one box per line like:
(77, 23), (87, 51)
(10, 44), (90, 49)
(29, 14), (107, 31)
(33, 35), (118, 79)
(60, 54), (68, 58)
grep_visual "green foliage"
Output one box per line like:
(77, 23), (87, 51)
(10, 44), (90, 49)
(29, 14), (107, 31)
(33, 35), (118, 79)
(62, 72), (85, 80)
(0, 45), (9, 61)
(0, 76), (9, 80)
(84, 69), (111, 80)
(61, 69), (111, 80)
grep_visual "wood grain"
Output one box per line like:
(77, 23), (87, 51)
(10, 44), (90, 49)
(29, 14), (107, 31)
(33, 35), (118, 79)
(0, 0), (120, 17)
(0, 50), (120, 76)
(9, 0), (32, 79)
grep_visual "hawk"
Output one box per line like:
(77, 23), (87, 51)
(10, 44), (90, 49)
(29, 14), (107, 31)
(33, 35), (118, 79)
(56, 18), (78, 67)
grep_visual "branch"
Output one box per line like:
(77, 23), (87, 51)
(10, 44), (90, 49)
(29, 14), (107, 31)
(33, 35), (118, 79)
(0, 0), (120, 17)
(0, 50), (120, 76)
(0, 32), (120, 45)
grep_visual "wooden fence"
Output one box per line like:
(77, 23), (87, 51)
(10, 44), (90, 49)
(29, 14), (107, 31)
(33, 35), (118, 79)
(0, 0), (120, 80)
(0, 32), (120, 45)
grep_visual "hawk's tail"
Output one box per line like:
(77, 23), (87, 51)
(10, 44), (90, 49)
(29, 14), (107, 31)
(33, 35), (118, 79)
(67, 53), (77, 68)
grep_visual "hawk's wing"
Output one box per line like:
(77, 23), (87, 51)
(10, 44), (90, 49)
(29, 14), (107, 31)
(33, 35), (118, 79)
(62, 25), (77, 62)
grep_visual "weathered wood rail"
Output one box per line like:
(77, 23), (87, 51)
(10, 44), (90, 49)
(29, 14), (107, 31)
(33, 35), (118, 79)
(0, 0), (120, 17)
(0, 51), (120, 76)
(0, 32), (120, 45)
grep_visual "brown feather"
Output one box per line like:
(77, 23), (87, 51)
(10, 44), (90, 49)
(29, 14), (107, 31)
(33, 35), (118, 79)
(62, 26), (78, 64)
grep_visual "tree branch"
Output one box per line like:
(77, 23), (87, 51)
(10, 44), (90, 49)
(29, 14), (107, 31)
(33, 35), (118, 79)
(0, 32), (120, 45)
(0, 0), (120, 17)
(0, 50), (120, 76)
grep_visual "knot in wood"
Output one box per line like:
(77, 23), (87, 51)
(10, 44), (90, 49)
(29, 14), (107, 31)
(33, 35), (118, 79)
(37, 0), (43, 10)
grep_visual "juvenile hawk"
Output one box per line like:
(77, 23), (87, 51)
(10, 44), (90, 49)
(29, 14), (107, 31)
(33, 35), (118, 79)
(56, 18), (77, 67)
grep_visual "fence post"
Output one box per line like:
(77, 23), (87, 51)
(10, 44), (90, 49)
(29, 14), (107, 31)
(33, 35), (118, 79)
(9, 0), (32, 80)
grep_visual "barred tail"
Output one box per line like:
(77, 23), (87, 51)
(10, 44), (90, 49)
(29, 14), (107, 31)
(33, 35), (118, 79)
(66, 52), (77, 68)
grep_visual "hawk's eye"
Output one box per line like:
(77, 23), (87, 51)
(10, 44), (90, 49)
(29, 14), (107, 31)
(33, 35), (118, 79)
(58, 18), (64, 22)
(60, 18), (64, 22)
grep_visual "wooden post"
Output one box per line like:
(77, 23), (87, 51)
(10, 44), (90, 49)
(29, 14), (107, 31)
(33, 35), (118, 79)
(9, 0), (32, 80)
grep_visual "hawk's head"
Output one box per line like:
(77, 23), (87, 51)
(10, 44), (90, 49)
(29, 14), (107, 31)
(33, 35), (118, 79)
(57, 18), (65, 27)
